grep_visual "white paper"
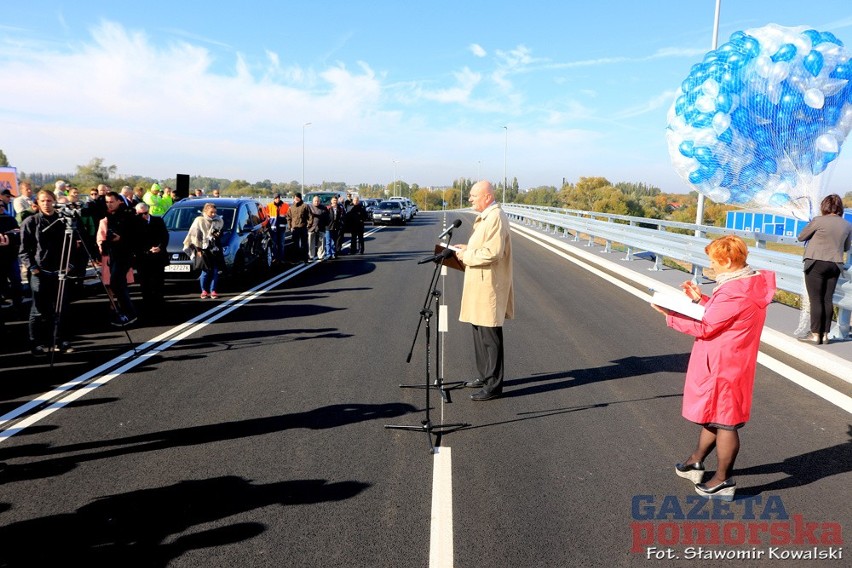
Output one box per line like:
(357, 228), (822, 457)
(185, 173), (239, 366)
(650, 289), (705, 320)
(437, 242), (462, 252)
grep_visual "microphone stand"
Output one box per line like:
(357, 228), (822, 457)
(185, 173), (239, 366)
(385, 229), (468, 453)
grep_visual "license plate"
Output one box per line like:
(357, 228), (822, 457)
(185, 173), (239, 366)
(165, 264), (191, 272)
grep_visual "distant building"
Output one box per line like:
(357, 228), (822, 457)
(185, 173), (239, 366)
(725, 208), (852, 237)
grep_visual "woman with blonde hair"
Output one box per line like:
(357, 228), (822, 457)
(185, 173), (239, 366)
(653, 235), (776, 500)
(183, 203), (224, 299)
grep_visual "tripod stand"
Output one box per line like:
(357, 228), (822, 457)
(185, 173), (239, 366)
(43, 206), (135, 367)
(385, 246), (468, 453)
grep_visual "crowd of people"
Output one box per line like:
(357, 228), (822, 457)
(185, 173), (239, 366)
(0, 183), (374, 356)
(0, 180), (199, 355)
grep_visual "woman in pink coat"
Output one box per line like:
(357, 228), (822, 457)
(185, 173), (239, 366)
(653, 235), (776, 501)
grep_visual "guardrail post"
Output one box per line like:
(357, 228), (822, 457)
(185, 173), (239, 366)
(651, 254), (663, 271)
(755, 235), (767, 249)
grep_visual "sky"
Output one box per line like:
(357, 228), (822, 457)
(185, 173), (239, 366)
(2, 0), (852, 194)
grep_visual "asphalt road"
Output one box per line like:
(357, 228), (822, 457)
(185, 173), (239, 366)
(0, 213), (849, 567)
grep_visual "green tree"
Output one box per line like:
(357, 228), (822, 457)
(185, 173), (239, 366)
(0, 149), (9, 167)
(74, 157), (117, 187)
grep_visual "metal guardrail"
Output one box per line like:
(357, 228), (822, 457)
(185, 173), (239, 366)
(503, 204), (852, 316)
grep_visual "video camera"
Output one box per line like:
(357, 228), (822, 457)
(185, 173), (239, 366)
(56, 201), (82, 220)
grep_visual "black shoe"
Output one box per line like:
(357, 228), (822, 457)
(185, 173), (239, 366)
(31, 345), (50, 357)
(58, 341), (74, 354)
(464, 379), (486, 389)
(675, 462), (705, 484)
(695, 478), (736, 501)
(470, 389), (502, 401)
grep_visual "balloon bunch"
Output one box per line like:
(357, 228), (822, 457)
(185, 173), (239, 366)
(667, 24), (852, 220)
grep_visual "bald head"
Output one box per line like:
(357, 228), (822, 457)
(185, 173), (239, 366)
(469, 180), (496, 212)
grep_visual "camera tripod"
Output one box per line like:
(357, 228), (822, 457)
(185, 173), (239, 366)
(42, 206), (136, 367)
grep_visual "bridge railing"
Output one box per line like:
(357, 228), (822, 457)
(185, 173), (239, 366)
(502, 204), (852, 318)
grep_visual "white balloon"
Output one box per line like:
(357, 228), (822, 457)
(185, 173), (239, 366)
(701, 78), (720, 98)
(696, 95), (716, 113)
(819, 78), (848, 97)
(712, 112), (731, 135)
(804, 88), (825, 109)
(769, 61), (791, 83)
(755, 54), (773, 78)
(815, 133), (839, 153)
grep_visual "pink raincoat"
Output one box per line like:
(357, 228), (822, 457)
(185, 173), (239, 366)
(666, 270), (776, 426)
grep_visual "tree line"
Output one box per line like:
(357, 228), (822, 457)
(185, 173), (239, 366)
(5, 154), (851, 226)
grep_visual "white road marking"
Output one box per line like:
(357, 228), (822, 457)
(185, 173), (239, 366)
(511, 224), (852, 415)
(430, 446), (454, 568)
(0, 229), (387, 442)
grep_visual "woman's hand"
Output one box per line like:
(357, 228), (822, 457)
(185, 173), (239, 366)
(651, 304), (672, 316)
(681, 280), (702, 302)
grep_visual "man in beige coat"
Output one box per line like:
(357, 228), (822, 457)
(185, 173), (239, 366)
(455, 180), (514, 401)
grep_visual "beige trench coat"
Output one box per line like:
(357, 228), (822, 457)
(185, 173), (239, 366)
(459, 203), (514, 327)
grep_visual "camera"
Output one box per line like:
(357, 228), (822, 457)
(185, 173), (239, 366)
(56, 202), (82, 219)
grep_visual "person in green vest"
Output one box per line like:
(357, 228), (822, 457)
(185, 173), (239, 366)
(143, 183), (170, 216)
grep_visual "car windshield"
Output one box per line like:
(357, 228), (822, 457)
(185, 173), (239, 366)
(163, 206), (236, 231)
(378, 202), (401, 210)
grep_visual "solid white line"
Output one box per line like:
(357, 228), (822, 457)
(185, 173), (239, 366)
(430, 446), (454, 568)
(512, 223), (852, 415)
(0, 256), (327, 442)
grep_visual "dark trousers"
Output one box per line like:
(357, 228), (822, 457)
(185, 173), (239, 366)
(349, 226), (365, 253)
(108, 254), (136, 318)
(804, 259), (841, 334)
(137, 256), (166, 311)
(471, 324), (504, 393)
(28, 272), (67, 346)
(291, 227), (308, 260)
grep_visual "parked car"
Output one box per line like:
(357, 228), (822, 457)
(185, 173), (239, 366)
(304, 190), (345, 206)
(362, 199), (382, 222)
(372, 200), (406, 225)
(388, 196), (414, 220)
(162, 197), (272, 279)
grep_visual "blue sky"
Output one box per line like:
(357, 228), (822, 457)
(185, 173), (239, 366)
(2, 0), (852, 195)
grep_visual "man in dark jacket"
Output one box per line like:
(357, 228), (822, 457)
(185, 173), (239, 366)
(285, 193), (310, 262)
(344, 195), (368, 254)
(99, 191), (140, 326)
(326, 196), (346, 259)
(306, 196), (328, 261)
(19, 190), (81, 355)
(134, 202), (169, 316)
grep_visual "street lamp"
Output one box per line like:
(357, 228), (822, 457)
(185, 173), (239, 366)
(302, 122), (312, 194)
(477, 160), (482, 180)
(503, 126), (508, 204)
(695, 0), (722, 233)
(393, 160), (399, 197)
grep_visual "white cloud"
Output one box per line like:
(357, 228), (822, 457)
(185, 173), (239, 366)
(613, 89), (679, 120)
(469, 43), (487, 57)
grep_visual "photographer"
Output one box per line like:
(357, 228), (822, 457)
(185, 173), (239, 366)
(182, 202), (224, 299)
(97, 191), (138, 326)
(18, 190), (78, 355)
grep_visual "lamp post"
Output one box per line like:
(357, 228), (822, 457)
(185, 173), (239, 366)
(695, 0), (722, 233)
(393, 160), (399, 197)
(477, 160), (482, 180)
(302, 122), (312, 194)
(502, 126), (508, 204)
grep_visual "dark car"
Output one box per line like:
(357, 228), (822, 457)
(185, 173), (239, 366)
(372, 200), (406, 225)
(162, 198), (272, 279)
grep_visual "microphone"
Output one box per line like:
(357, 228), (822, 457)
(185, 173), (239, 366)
(437, 219), (462, 239)
(417, 247), (455, 265)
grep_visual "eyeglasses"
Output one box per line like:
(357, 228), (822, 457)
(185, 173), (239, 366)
(137, 212), (149, 216)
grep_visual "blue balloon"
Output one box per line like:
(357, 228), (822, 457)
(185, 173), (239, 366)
(803, 29), (823, 46)
(715, 92), (734, 113)
(831, 63), (852, 80)
(693, 146), (717, 167)
(721, 171), (735, 187)
(771, 43), (797, 63)
(675, 95), (687, 116)
(689, 165), (716, 184)
(820, 31), (842, 45)
(803, 50), (824, 76)
(679, 140), (695, 158)
(718, 128), (734, 144)
(769, 193), (791, 206)
(740, 36), (760, 58)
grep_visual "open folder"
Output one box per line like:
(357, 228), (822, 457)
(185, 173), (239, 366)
(435, 242), (465, 272)
(650, 288), (705, 320)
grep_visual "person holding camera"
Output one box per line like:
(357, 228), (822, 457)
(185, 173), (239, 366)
(183, 202), (225, 299)
(97, 191), (139, 327)
(18, 190), (78, 355)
